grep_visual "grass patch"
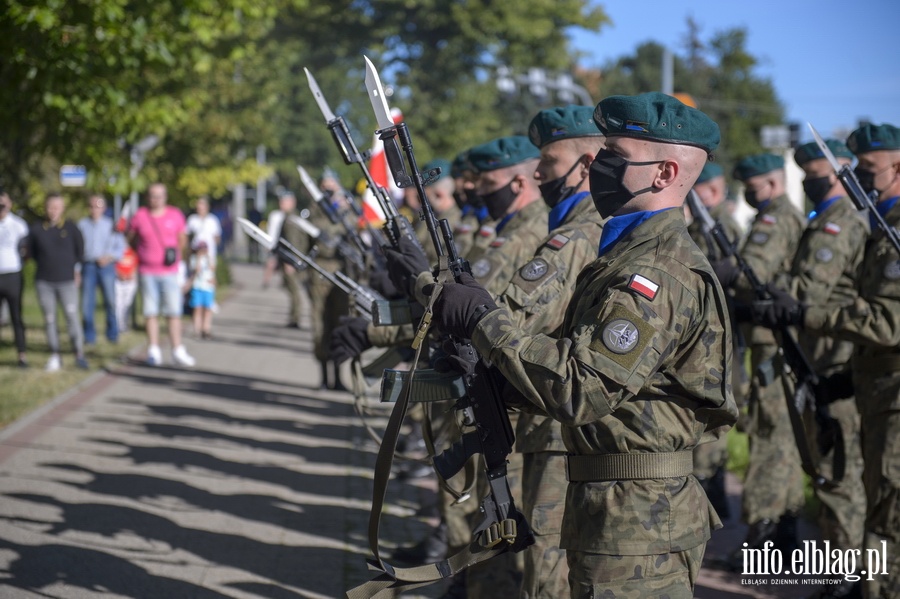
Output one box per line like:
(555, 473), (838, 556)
(0, 260), (232, 428)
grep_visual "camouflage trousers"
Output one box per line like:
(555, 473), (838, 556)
(854, 365), (900, 599)
(466, 450), (524, 597)
(281, 268), (306, 325)
(741, 344), (805, 523)
(307, 276), (349, 363)
(521, 451), (569, 599)
(566, 543), (705, 599)
(805, 396), (866, 552)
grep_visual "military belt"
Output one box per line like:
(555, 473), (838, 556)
(565, 450), (694, 482)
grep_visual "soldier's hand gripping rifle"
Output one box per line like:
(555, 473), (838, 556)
(347, 57), (532, 599)
(304, 67), (421, 254)
(809, 123), (900, 254)
(237, 218), (381, 321)
(686, 190), (843, 489)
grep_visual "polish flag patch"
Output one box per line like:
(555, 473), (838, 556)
(455, 223), (474, 234)
(628, 274), (659, 301)
(546, 234), (570, 250)
(824, 222), (842, 235)
(490, 237), (507, 248)
(478, 226), (495, 237)
(762, 215), (777, 225)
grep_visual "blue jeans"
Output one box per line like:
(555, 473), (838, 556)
(82, 261), (118, 343)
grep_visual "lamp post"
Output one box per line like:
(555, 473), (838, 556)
(496, 66), (593, 106)
(127, 134), (160, 216)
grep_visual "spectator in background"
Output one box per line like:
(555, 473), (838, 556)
(0, 188), (29, 368)
(186, 196), (222, 260)
(211, 200), (232, 257)
(29, 193), (87, 371)
(78, 194), (125, 345)
(115, 244), (138, 335)
(127, 182), (195, 367)
(188, 239), (216, 339)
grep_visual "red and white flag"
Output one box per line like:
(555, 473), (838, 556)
(361, 107), (404, 225)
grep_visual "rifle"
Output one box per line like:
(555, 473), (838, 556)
(809, 123), (900, 254)
(237, 217), (381, 321)
(304, 67), (421, 253)
(297, 165), (368, 274)
(686, 190), (843, 489)
(347, 56), (532, 599)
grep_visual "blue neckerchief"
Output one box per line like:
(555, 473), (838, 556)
(755, 199), (771, 212)
(476, 205), (490, 222)
(808, 195), (842, 220)
(548, 191), (590, 233)
(495, 212), (516, 235)
(598, 208), (674, 256)
(461, 204), (475, 218)
(872, 196), (900, 229)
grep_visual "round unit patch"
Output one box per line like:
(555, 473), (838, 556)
(815, 248), (833, 263)
(602, 319), (641, 354)
(884, 260), (900, 280)
(750, 232), (769, 245)
(519, 258), (550, 281)
(471, 258), (492, 279)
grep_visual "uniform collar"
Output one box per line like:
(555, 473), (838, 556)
(598, 207), (676, 256)
(808, 195), (842, 220)
(548, 191), (590, 233)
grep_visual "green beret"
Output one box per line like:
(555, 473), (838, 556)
(695, 162), (723, 184)
(593, 91), (720, 153)
(467, 136), (540, 172)
(847, 123), (900, 154)
(733, 154), (785, 181)
(794, 139), (854, 166)
(422, 158), (452, 184)
(527, 105), (602, 148)
(450, 150), (473, 178)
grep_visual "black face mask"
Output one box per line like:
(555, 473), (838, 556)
(854, 166), (877, 195)
(743, 185), (769, 209)
(538, 159), (583, 208)
(481, 178), (518, 220)
(588, 149), (659, 218)
(803, 175), (833, 204)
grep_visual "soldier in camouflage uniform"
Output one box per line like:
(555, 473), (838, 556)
(758, 123), (900, 599)
(451, 150), (489, 259)
(687, 162), (744, 521)
(275, 192), (309, 329)
(478, 105), (605, 599)
(429, 92), (738, 599)
(714, 153), (807, 559)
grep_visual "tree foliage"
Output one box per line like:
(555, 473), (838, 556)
(597, 21), (784, 178)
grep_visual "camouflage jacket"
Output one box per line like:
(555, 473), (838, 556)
(780, 197), (869, 373)
(466, 200), (548, 296)
(805, 200), (900, 370)
(687, 201), (742, 261)
(452, 210), (481, 259)
(735, 196), (806, 345)
(496, 194), (606, 453)
(472, 208), (738, 555)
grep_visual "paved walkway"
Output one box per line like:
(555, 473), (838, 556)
(0, 263), (821, 598)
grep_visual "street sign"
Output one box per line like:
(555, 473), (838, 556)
(761, 125), (790, 150)
(60, 165), (87, 187)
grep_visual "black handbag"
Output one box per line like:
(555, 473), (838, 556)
(149, 210), (178, 266)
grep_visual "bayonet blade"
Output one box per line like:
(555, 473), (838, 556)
(304, 67), (337, 123)
(363, 56), (395, 130)
(297, 165), (325, 203)
(808, 123), (844, 174)
(237, 217), (275, 249)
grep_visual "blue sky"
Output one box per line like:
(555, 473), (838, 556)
(568, 0), (899, 142)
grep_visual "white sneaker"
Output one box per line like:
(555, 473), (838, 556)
(146, 345), (162, 367)
(172, 345), (196, 367)
(45, 354), (61, 372)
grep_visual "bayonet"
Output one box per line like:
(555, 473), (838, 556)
(303, 67), (336, 123)
(363, 56), (396, 130)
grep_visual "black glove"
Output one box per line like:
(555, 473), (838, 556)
(424, 272), (497, 339)
(813, 371), (854, 408)
(382, 234), (430, 299)
(751, 284), (805, 329)
(711, 258), (740, 289)
(368, 267), (402, 299)
(329, 316), (371, 364)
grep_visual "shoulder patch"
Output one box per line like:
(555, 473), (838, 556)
(471, 258), (492, 279)
(884, 260), (900, 281)
(761, 215), (777, 225)
(823, 222), (841, 235)
(545, 234), (570, 250)
(627, 273), (659, 301)
(519, 258), (550, 281)
(490, 237), (507, 248)
(751, 231), (769, 245)
(602, 319), (641, 354)
(589, 304), (655, 370)
(815, 248), (833, 263)
(478, 226), (495, 238)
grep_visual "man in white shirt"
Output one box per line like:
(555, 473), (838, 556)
(0, 188), (29, 367)
(186, 196), (222, 260)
